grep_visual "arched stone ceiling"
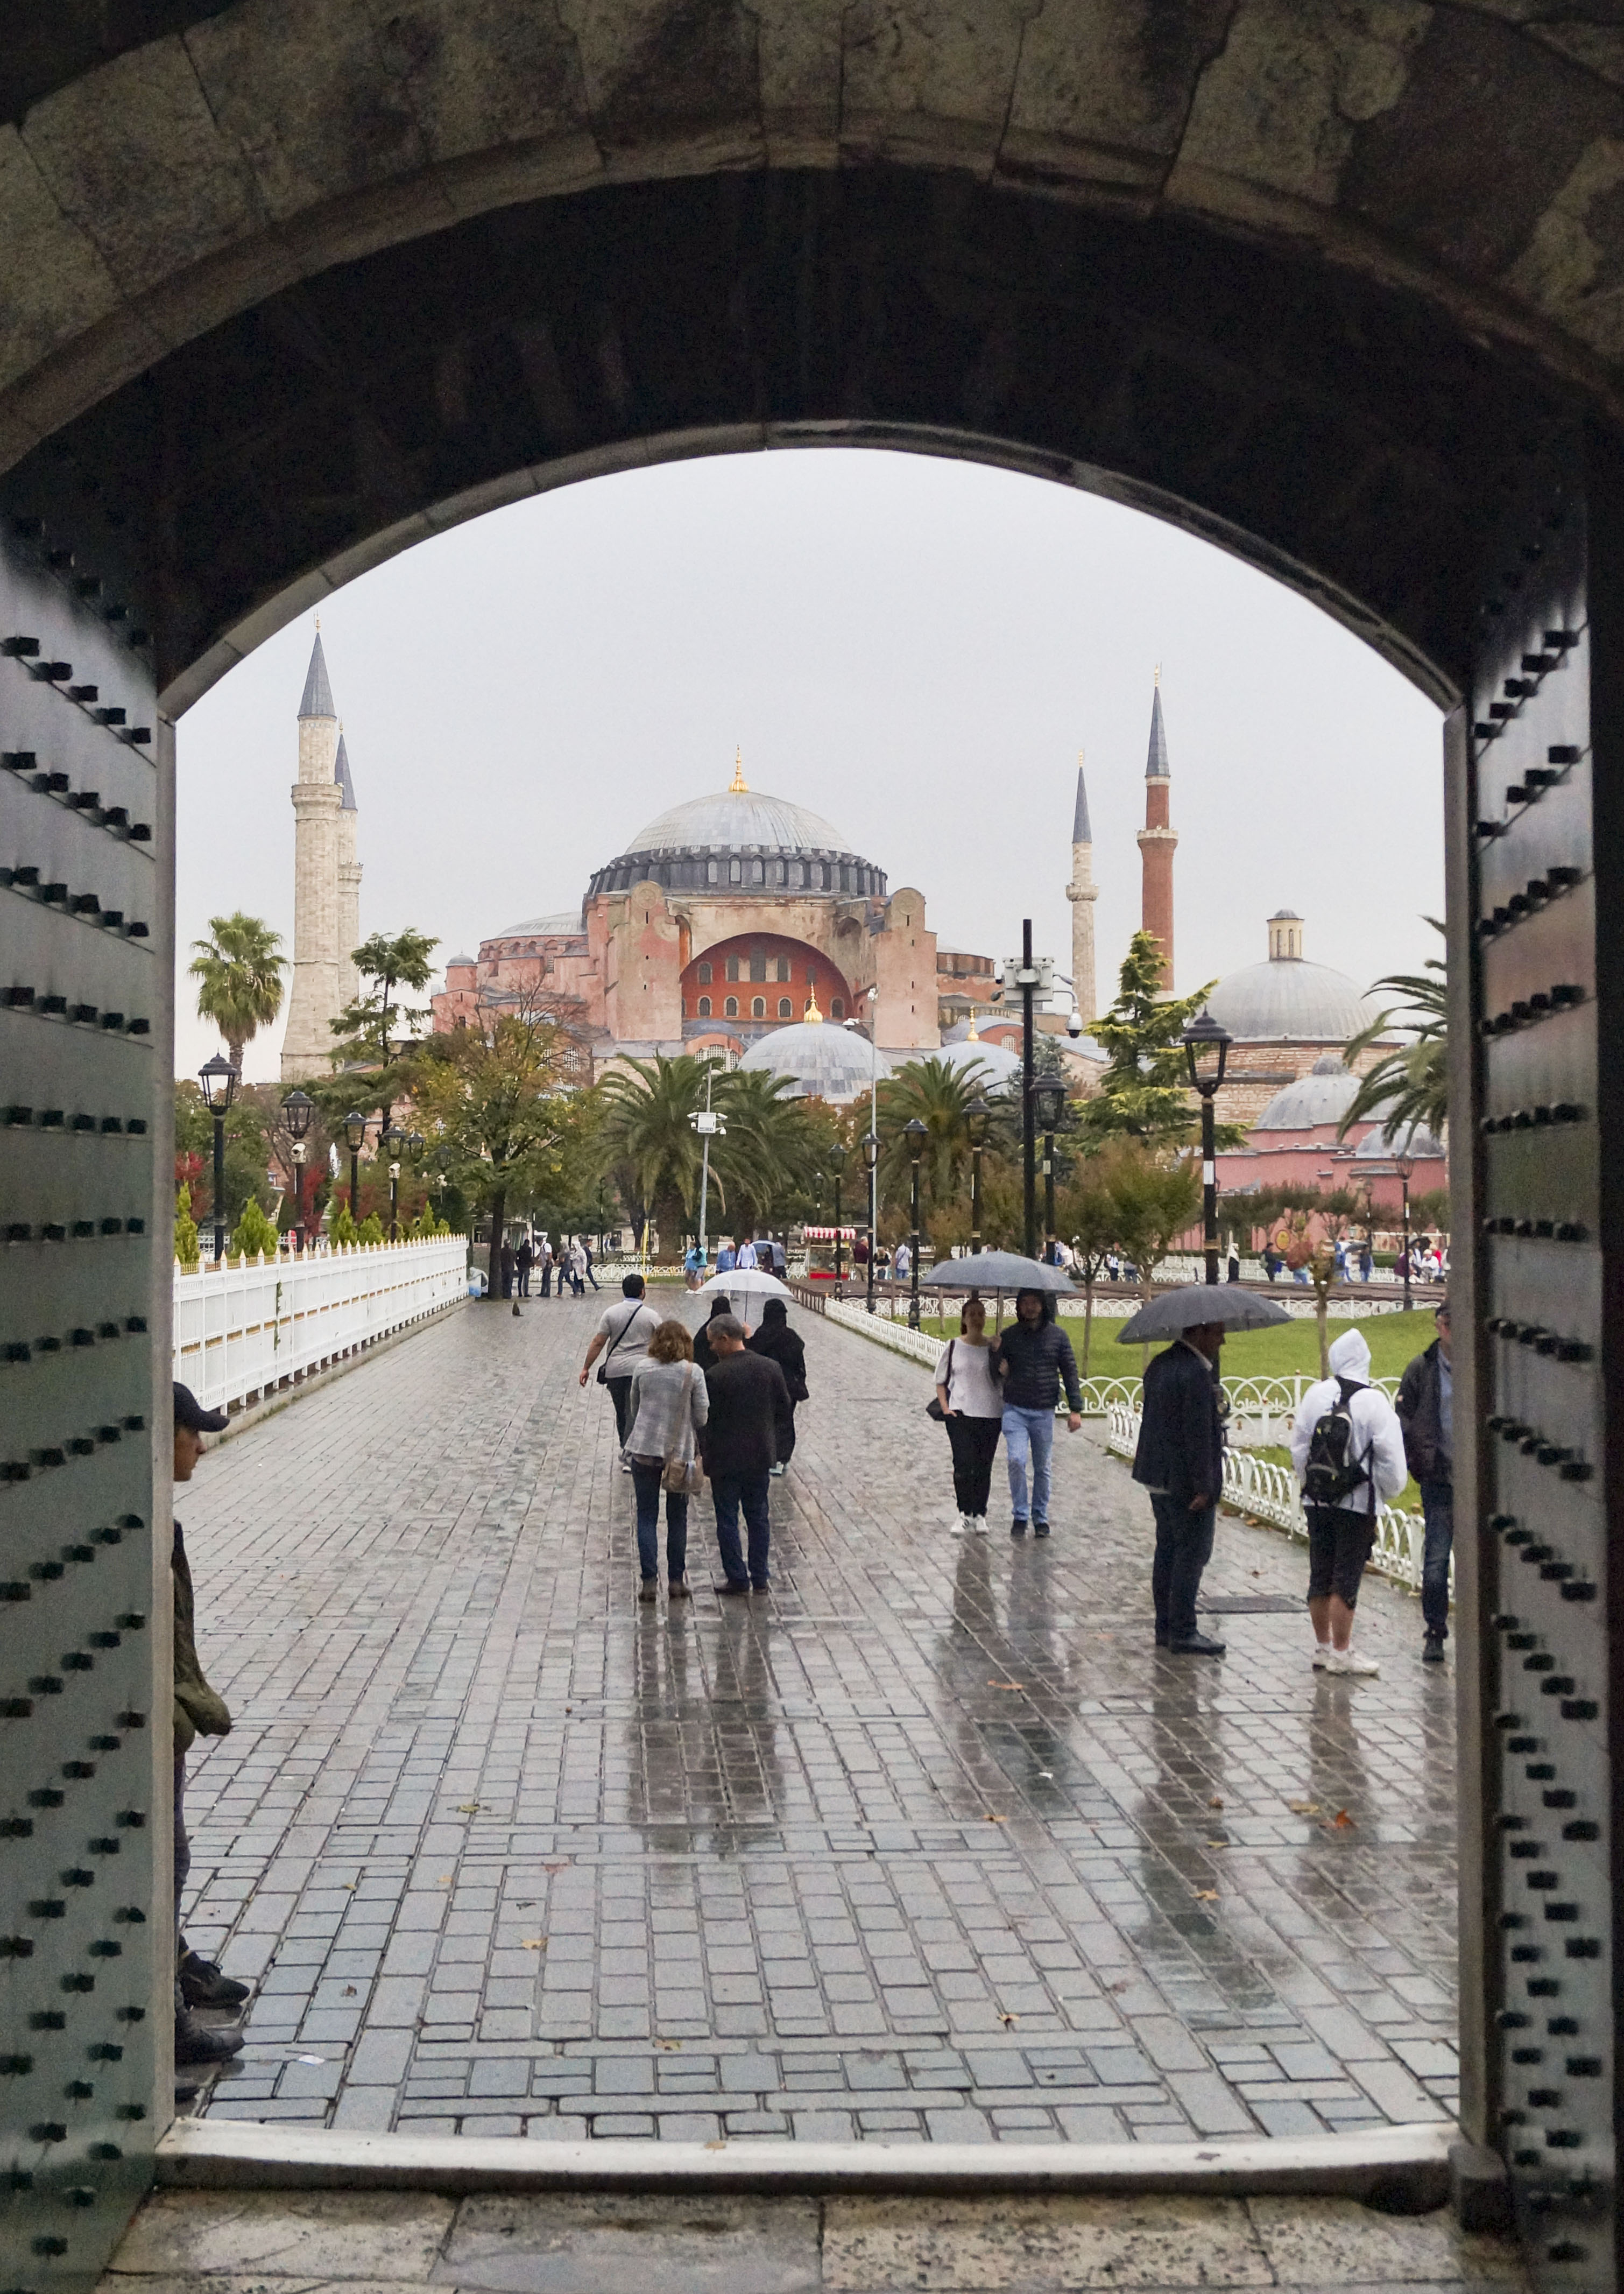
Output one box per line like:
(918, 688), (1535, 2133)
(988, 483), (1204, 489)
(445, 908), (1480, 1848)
(3, 2), (1618, 700)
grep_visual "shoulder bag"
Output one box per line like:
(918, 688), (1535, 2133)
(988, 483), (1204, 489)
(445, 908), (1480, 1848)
(663, 1363), (707, 1494)
(926, 1339), (954, 1423)
(595, 1303), (640, 1385)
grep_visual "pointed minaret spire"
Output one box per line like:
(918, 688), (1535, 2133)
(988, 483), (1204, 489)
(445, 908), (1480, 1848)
(1137, 677), (1178, 986)
(730, 746), (749, 793)
(1065, 750), (1098, 1025)
(299, 629), (335, 721)
(335, 726), (357, 812)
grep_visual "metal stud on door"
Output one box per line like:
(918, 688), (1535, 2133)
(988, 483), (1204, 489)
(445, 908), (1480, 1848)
(0, 491), (167, 2294)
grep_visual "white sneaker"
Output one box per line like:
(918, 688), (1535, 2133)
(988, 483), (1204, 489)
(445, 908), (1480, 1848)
(1311, 1645), (1332, 1670)
(949, 1517), (966, 1535)
(1329, 1647), (1380, 1677)
(971, 1517), (989, 1535)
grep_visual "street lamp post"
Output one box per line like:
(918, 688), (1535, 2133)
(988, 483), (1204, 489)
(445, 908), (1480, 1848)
(382, 1120), (405, 1241)
(1181, 1010), (1233, 1286)
(904, 1117), (927, 1329)
(1032, 1076), (1065, 1262)
(689, 1055), (725, 1263)
(199, 1053), (241, 1263)
(407, 1132), (424, 1234)
(1395, 1141), (1416, 1311)
(1015, 920), (1041, 1261)
(829, 1141), (848, 1291)
(280, 1088), (314, 1249)
(965, 1096), (989, 1256)
(343, 1110), (368, 1233)
(862, 1132), (879, 1315)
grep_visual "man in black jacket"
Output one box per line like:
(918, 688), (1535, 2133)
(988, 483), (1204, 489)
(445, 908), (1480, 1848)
(1131, 1321), (1227, 1656)
(990, 1290), (1083, 1536)
(702, 1315), (794, 1592)
(1396, 1298), (1452, 1663)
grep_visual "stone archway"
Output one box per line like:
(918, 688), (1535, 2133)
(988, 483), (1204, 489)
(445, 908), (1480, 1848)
(4, 9), (1624, 2292)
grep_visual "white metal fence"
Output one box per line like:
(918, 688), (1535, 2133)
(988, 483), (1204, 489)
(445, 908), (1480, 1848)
(173, 1236), (469, 1417)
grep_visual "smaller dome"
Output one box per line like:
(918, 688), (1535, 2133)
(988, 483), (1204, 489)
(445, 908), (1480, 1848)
(491, 910), (583, 939)
(738, 1020), (890, 1102)
(1352, 1114), (1446, 1161)
(1253, 1062), (1361, 1132)
(933, 1040), (1021, 1093)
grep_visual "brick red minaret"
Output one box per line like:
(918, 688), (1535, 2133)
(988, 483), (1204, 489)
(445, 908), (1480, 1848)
(1136, 672), (1177, 987)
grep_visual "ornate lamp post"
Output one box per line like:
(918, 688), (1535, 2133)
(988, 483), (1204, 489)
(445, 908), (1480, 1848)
(382, 1120), (405, 1241)
(1395, 1140), (1417, 1311)
(829, 1140), (848, 1290)
(343, 1109), (368, 1233)
(904, 1116), (927, 1329)
(1013, 920), (1042, 1260)
(1181, 1010), (1232, 1285)
(862, 1132), (880, 1315)
(1032, 1075), (1065, 1262)
(279, 1088), (314, 1249)
(406, 1132), (424, 1234)
(965, 1096), (989, 1257)
(198, 1052), (240, 1264)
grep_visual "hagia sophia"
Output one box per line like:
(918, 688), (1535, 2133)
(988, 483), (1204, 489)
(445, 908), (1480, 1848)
(279, 631), (1444, 1201)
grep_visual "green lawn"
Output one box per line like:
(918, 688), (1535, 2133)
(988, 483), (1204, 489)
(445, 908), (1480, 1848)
(917, 1308), (1440, 1384)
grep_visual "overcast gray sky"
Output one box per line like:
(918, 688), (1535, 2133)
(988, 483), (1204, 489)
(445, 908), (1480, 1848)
(176, 447), (1443, 1082)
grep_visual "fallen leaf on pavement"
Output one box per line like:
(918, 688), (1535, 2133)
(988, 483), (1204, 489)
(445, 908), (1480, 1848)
(657, 2039), (682, 2051)
(1332, 1809), (1357, 1828)
(984, 1814), (1006, 1824)
(988, 1681), (1023, 1690)
(1000, 2012), (1019, 2025)
(1205, 1840), (1227, 1849)
(1288, 1802), (1318, 1815)
(705, 2140), (728, 2151)
(343, 1985), (357, 1996)
(457, 1802), (487, 1814)
(1208, 1797), (1224, 1809)
(520, 1937), (548, 1950)
(1195, 1890), (1219, 1902)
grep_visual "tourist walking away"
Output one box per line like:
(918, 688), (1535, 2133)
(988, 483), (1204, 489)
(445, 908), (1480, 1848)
(171, 1384), (250, 2088)
(893, 1237), (912, 1283)
(1290, 1327), (1408, 1676)
(693, 1292), (735, 1371)
(624, 1320), (708, 1601)
(701, 1315), (793, 1592)
(1130, 1319), (1227, 1656)
(570, 1239), (588, 1296)
(1397, 1297), (1453, 1663)
(769, 1235), (788, 1277)
(499, 1238), (516, 1301)
(684, 1242), (705, 1288)
(583, 1238), (600, 1291)
(516, 1236), (534, 1297)
(992, 1289), (1083, 1536)
(539, 1237), (553, 1297)
(934, 1296), (1002, 1532)
(580, 1274), (663, 1465)
(748, 1297), (808, 1473)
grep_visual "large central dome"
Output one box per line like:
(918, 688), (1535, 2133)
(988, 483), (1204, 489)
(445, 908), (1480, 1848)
(628, 788), (849, 855)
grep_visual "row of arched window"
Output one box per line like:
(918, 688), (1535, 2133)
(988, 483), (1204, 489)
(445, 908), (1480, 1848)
(694, 995), (846, 1020)
(695, 954), (806, 984)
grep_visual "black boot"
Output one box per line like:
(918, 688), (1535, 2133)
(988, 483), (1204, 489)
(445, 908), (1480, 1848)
(179, 1948), (250, 2008)
(175, 2008), (245, 2065)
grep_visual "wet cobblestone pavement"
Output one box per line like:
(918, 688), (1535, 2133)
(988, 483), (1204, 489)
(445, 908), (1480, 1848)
(178, 1293), (1459, 2141)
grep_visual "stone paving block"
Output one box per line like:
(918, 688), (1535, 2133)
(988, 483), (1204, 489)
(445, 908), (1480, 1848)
(108, 2190), (455, 2278)
(822, 2194), (1273, 2289)
(1246, 2196), (1524, 2284)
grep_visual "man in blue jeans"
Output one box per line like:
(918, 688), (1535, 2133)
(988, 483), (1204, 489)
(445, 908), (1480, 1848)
(1130, 1318), (1227, 1657)
(1396, 1297), (1453, 1663)
(700, 1315), (793, 1591)
(991, 1290), (1083, 1536)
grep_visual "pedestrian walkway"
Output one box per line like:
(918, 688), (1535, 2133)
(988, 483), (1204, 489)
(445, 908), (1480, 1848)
(177, 1294), (1459, 2142)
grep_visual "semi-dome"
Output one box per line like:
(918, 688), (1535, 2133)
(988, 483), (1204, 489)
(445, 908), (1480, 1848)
(1205, 913), (1382, 1044)
(1253, 1057), (1361, 1132)
(738, 1017), (891, 1103)
(1352, 1114), (1446, 1162)
(490, 910), (583, 939)
(588, 758), (886, 902)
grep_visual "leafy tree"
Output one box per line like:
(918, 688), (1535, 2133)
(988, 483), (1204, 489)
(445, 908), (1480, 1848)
(328, 928), (440, 1120)
(715, 1068), (812, 1239)
(329, 1199), (360, 1246)
(174, 1185), (199, 1269)
(174, 1080), (272, 1233)
(1103, 1144), (1203, 1305)
(1076, 931), (1224, 1149)
(875, 1056), (984, 1224)
(1052, 1150), (1127, 1378)
(1339, 918), (1448, 1144)
(189, 912), (286, 1073)
(356, 1212), (385, 1244)
(597, 1054), (718, 1245)
(231, 1196), (281, 1259)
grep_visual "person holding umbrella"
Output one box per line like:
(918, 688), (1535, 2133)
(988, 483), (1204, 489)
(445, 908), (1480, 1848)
(1117, 1282), (1292, 1656)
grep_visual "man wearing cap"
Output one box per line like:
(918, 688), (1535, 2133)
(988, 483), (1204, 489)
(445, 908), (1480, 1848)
(172, 1384), (251, 2080)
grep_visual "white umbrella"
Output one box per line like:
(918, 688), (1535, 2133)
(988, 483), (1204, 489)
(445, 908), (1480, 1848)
(696, 1268), (793, 1301)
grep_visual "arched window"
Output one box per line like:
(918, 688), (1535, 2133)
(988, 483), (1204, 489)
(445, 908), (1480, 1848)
(752, 997), (766, 1018)
(778, 997), (793, 1018)
(697, 960), (712, 984)
(806, 966), (817, 985)
(726, 956), (740, 981)
(831, 997), (844, 1019)
(729, 859), (742, 884)
(724, 996), (738, 1017)
(708, 861), (719, 884)
(698, 997), (712, 1018)
(775, 956), (790, 981)
(750, 951), (766, 982)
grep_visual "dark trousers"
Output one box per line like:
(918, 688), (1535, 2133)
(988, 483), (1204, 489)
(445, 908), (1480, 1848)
(946, 1413), (1001, 1517)
(541, 1265), (552, 1295)
(778, 1401), (798, 1466)
(1150, 1491), (1216, 1642)
(608, 1377), (635, 1448)
(631, 1460), (689, 1581)
(712, 1472), (771, 1587)
(586, 1263), (600, 1291)
(1420, 1477), (1453, 1638)
(518, 1268), (532, 1295)
(173, 1754), (189, 2013)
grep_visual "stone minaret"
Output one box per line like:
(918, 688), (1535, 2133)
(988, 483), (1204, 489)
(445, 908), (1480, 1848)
(1136, 671), (1177, 988)
(335, 726), (362, 1007)
(1064, 752), (1098, 1023)
(280, 630), (345, 1081)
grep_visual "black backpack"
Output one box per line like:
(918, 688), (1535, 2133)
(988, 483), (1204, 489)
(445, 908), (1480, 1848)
(1303, 1376), (1372, 1507)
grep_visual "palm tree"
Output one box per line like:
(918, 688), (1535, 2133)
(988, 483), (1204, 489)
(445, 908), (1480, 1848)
(1338, 919), (1448, 1144)
(875, 1055), (988, 1220)
(190, 913), (287, 1073)
(714, 1068), (807, 1235)
(597, 1054), (717, 1244)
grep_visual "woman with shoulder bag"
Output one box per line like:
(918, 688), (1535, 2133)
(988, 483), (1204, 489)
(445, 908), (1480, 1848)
(625, 1320), (709, 1600)
(933, 1295), (1002, 1533)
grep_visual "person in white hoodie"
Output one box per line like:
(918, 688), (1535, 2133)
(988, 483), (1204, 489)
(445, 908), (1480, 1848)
(1289, 1328), (1408, 1676)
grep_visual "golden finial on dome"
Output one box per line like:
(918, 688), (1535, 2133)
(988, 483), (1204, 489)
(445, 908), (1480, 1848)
(966, 1015), (979, 1040)
(804, 993), (823, 1024)
(730, 747), (748, 793)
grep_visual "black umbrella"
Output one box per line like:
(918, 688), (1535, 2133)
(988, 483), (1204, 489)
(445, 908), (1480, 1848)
(1115, 1284), (1290, 1343)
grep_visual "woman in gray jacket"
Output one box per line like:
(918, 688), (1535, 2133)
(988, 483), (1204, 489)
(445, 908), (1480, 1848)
(625, 1320), (709, 1600)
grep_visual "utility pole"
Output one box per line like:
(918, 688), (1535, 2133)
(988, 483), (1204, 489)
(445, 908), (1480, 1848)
(1003, 923), (1049, 1262)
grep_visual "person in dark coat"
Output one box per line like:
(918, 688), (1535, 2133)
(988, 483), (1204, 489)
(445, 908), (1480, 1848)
(516, 1238), (534, 1297)
(1130, 1320), (1228, 1656)
(498, 1240), (516, 1300)
(701, 1317), (793, 1591)
(693, 1293), (735, 1373)
(747, 1297), (808, 1471)
(1396, 1297), (1453, 1663)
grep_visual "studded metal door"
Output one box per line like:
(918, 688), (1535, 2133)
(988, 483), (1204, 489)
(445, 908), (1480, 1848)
(0, 476), (171, 2294)
(1463, 425), (1623, 2289)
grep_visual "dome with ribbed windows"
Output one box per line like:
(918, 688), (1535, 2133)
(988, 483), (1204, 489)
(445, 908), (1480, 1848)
(738, 1016), (890, 1103)
(588, 758), (886, 902)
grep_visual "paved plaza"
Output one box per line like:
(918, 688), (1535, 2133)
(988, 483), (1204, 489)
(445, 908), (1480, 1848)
(176, 1293), (1459, 2143)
